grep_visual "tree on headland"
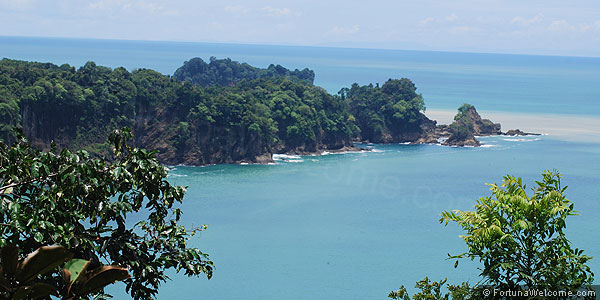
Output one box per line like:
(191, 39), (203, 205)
(391, 171), (594, 299)
(173, 57), (315, 87)
(0, 128), (213, 299)
(453, 104), (475, 121)
(0, 58), (357, 165)
(342, 78), (426, 143)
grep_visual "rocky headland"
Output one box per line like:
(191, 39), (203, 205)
(0, 58), (539, 167)
(404, 104), (539, 147)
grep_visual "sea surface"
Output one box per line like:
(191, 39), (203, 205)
(1, 36), (599, 299)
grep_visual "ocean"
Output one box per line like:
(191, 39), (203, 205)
(1, 36), (599, 299)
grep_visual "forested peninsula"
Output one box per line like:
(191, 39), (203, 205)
(0, 57), (528, 165)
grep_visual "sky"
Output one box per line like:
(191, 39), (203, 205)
(1, 0), (600, 57)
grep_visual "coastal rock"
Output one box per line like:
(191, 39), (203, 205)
(410, 104), (503, 147)
(504, 129), (540, 136)
(443, 134), (481, 147)
(459, 105), (502, 136)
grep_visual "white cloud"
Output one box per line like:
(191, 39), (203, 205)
(329, 25), (360, 35)
(224, 5), (247, 14)
(261, 6), (291, 17)
(546, 19), (600, 36)
(0, 0), (34, 10)
(547, 20), (579, 33)
(511, 14), (543, 26)
(444, 13), (458, 22)
(420, 17), (434, 25)
(420, 13), (458, 26)
(88, 0), (176, 15)
(448, 26), (482, 34)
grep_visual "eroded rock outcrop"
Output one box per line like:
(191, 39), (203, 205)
(504, 129), (541, 136)
(409, 104), (538, 147)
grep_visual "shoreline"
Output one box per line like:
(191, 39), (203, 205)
(425, 109), (600, 144)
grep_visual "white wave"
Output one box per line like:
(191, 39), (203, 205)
(167, 173), (187, 177)
(370, 149), (385, 153)
(240, 162), (249, 165)
(273, 154), (302, 160)
(503, 137), (541, 142)
(321, 151), (330, 155)
(286, 159), (304, 163)
(480, 144), (498, 148)
(336, 149), (372, 155)
(400, 142), (411, 145)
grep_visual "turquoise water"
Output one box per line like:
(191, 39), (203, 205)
(1, 37), (599, 299)
(152, 137), (600, 300)
(1, 36), (599, 115)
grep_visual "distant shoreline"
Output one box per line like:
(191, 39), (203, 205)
(425, 109), (600, 143)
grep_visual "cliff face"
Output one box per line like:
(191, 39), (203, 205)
(136, 120), (273, 165)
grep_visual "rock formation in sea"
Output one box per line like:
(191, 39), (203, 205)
(408, 104), (538, 147)
(504, 129), (541, 136)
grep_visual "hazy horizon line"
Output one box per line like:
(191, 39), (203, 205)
(2, 34), (599, 60)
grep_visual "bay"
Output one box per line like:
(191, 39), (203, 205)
(1, 36), (599, 299)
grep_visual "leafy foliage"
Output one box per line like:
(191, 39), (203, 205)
(341, 78), (425, 142)
(440, 171), (594, 290)
(388, 277), (473, 300)
(448, 104), (475, 140)
(0, 59), (361, 164)
(453, 104), (474, 121)
(390, 171), (594, 300)
(173, 57), (315, 87)
(0, 244), (129, 300)
(0, 128), (212, 299)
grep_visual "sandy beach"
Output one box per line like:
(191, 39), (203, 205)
(425, 109), (600, 143)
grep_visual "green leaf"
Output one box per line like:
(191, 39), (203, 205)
(73, 266), (130, 296)
(16, 245), (73, 283)
(64, 258), (90, 284)
(33, 232), (43, 243)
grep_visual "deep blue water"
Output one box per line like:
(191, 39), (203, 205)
(1, 36), (599, 116)
(1, 37), (599, 299)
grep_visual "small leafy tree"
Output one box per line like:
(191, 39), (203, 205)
(440, 171), (593, 290)
(388, 278), (473, 300)
(0, 129), (213, 299)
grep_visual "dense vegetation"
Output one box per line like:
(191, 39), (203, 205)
(340, 78), (427, 143)
(0, 58), (432, 164)
(0, 129), (212, 299)
(447, 104), (477, 144)
(391, 171), (595, 299)
(173, 57), (315, 87)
